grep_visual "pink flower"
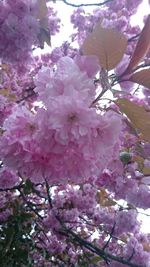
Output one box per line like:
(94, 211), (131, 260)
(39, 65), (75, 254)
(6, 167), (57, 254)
(0, 56), (122, 185)
(74, 55), (100, 78)
(35, 56), (96, 105)
(0, 167), (19, 189)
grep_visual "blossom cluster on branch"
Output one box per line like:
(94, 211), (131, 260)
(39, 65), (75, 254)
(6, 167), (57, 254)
(0, 0), (150, 266)
(0, 0), (60, 63)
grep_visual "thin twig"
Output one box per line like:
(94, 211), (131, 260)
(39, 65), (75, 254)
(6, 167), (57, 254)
(102, 222), (116, 251)
(128, 34), (140, 42)
(19, 189), (43, 220)
(45, 179), (53, 208)
(48, 0), (113, 8)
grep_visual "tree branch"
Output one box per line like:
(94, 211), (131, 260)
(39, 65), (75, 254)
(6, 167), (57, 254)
(102, 222), (116, 250)
(128, 33), (140, 42)
(19, 189), (43, 220)
(48, 0), (113, 8)
(61, 228), (145, 267)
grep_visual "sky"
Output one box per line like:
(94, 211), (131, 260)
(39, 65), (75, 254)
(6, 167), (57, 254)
(49, 0), (150, 48)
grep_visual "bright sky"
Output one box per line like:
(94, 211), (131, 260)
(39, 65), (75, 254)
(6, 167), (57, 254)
(49, 0), (150, 48)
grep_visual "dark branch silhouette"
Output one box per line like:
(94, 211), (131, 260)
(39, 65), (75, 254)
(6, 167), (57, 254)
(48, 0), (113, 8)
(45, 181), (145, 267)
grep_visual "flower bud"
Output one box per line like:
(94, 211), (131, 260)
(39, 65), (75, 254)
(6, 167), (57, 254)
(120, 151), (132, 164)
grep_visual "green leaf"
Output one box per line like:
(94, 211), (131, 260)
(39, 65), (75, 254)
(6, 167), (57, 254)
(23, 179), (33, 195)
(92, 256), (103, 264)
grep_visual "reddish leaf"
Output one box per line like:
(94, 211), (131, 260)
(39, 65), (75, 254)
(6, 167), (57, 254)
(116, 98), (150, 142)
(38, 28), (51, 48)
(97, 189), (116, 207)
(133, 155), (150, 175)
(40, 17), (49, 29)
(143, 166), (150, 176)
(38, 14), (51, 48)
(133, 155), (144, 172)
(130, 69), (150, 89)
(37, 0), (48, 20)
(124, 15), (150, 74)
(143, 242), (150, 252)
(82, 24), (127, 71)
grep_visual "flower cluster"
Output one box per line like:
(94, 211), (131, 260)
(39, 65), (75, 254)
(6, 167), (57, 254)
(0, 1), (150, 267)
(0, 56), (122, 185)
(0, 166), (19, 189)
(71, 1), (141, 58)
(0, 0), (60, 64)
